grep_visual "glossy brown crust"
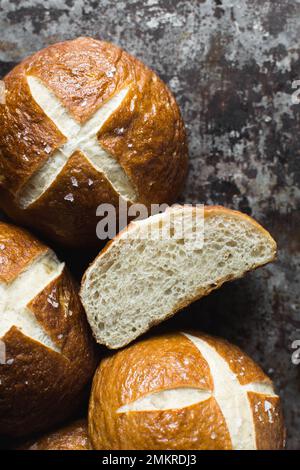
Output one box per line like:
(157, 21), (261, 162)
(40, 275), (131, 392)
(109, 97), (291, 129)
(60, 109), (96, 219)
(248, 393), (285, 450)
(0, 222), (98, 438)
(198, 332), (271, 386)
(88, 332), (285, 450)
(94, 399), (232, 450)
(0, 151), (122, 247)
(88, 333), (231, 450)
(189, 332), (285, 450)
(0, 221), (47, 283)
(0, 37), (188, 247)
(20, 420), (90, 450)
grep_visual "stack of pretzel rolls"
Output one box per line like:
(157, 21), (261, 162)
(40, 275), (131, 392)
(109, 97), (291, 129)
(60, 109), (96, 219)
(0, 38), (285, 450)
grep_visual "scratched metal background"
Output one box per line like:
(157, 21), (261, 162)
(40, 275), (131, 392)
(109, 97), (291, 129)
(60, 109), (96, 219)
(0, 0), (299, 449)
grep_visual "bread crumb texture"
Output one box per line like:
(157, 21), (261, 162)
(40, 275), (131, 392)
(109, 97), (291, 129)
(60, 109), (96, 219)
(81, 206), (276, 348)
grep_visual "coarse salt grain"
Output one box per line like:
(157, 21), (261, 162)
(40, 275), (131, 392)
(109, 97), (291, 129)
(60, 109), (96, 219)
(64, 193), (74, 202)
(106, 67), (116, 78)
(47, 289), (59, 308)
(130, 98), (136, 112)
(264, 400), (272, 412)
(71, 176), (79, 187)
(0, 81), (5, 104)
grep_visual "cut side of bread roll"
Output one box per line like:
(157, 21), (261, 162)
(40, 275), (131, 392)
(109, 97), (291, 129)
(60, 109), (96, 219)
(80, 205), (277, 349)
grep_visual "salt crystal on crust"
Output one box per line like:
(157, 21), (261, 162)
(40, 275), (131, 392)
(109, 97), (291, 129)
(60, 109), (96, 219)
(0, 81), (5, 104)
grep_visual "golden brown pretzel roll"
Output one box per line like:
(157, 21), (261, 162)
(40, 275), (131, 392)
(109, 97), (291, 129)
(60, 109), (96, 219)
(0, 37), (188, 247)
(88, 332), (285, 450)
(0, 222), (97, 438)
(20, 419), (90, 450)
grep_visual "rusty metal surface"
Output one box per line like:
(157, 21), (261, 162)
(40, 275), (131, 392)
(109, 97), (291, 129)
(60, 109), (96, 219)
(0, 0), (299, 449)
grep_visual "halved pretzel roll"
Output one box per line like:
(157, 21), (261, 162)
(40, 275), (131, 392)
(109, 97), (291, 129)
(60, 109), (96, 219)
(81, 205), (277, 349)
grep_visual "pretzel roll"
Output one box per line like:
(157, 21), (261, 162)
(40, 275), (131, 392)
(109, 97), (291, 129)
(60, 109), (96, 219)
(81, 205), (277, 349)
(0, 222), (97, 438)
(89, 332), (285, 450)
(0, 37), (188, 247)
(20, 419), (90, 450)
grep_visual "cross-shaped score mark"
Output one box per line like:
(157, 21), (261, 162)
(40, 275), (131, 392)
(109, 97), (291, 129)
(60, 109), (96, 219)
(0, 251), (64, 353)
(18, 76), (137, 208)
(117, 333), (278, 450)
